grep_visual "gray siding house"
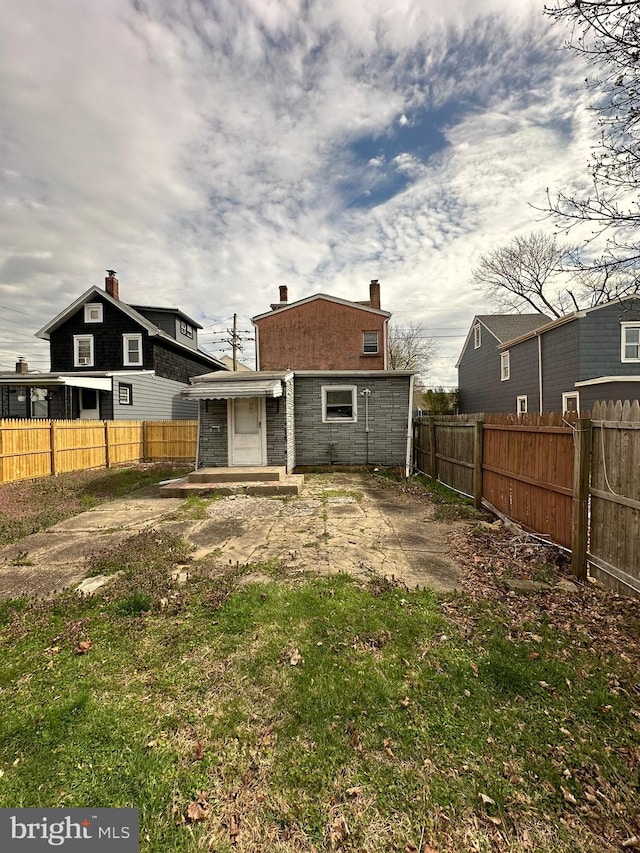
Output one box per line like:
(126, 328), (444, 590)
(457, 297), (640, 413)
(181, 370), (415, 473)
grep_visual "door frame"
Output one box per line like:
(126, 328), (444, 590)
(79, 388), (100, 419)
(227, 397), (267, 466)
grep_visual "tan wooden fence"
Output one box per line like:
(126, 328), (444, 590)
(0, 419), (197, 484)
(414, 405), (639, 598)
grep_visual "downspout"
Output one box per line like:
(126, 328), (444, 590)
(253, 324), (260, 370)
(538, 334), (543, 414)
(195, 400), (202, 470)
(383, 317), (389, 369)
(405, 374), (415, 477)
(361, 388), (371, 464)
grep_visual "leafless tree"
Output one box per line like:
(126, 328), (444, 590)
(473, 230), (639, 316)
(472, 232), (579, 317)
(544, 1), (640, 279)
(388, 321), (437, 376)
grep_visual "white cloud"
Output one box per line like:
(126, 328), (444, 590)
(0, 0), (604, 385)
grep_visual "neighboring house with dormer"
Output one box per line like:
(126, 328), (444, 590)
(0, 271), (226, 420)
(251, 280), (391, 370)
(457, 297), (640, 414)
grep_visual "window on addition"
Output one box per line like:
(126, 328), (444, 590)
(322, 386), (357, 423)
(118, 383), (133, 405)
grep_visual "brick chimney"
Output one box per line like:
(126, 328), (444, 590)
(15, 357), (28, 374)
(105, 269), (119, 300)
(369, 279), (381, 310)
(279, 285), (288, 303)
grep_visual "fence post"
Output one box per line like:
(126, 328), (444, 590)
(50, 420), (58, 476)
(428, 417), (437, 480)
(104, 421), (111, 468)
(473, 419), (484, 510)
(571, 417), (591, 580)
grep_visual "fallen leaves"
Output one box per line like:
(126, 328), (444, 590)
(74, 638), (92, 655)
(185, 792), (209, 823)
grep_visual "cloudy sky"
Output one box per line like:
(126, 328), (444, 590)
(0, 0), (596, 385)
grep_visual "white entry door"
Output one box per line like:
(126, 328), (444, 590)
(79, 388), (100, 419)
(228, 397), (266, 466)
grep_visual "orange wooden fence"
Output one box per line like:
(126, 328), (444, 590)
(0, 419), (197, 484)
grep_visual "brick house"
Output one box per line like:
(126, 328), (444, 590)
(0, 272), (226, 419)
(251, 280), (391, 370)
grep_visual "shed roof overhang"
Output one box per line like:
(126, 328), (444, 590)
(0, 375), (112, 391)
(181, 378), (284, 400)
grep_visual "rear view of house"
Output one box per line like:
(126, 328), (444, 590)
(252, 280), (391, 371)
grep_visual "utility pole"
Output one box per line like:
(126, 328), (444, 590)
(232, 313), (238, 371)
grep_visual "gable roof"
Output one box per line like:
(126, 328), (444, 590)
(476, 314), (552, 343)
(456, 312), (550, 367)
(496, 294), (640, 349)
(35, 286), (225, 369)
(129, 304), (203, 329)
(252, 292), (391, 323)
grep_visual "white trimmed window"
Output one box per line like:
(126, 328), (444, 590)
(118, 383), (132, 405)
(73, 335), (94, 367)
(562, 392), (580, 413)
(500, 351), (510, 381)
(517, 395), (528, 415)
(84, 303), (103, 323)
(123, 333), (143, 366)
(322, 385), (357, 423)
(473, 323), (481, 349)
(363, 331), (379, 354)
(180, 320), (194, 339)
(621, 322), (640, 361)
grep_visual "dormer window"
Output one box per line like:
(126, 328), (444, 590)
(473, 323), (481, 349)
(180, 320), (194, 339)
(84, 303), (103, 323)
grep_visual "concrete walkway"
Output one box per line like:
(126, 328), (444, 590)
(0, 474), (468, 599)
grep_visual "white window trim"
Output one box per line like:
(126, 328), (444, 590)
(473, 323), (481, 349)
(363, 331), (379, 354)
(321, 385), (357, 423)
(500, 351), (510, 381)
(621, 321), (640, 362)
(517, 395), (527, 415)
(562, 391), (580, 414)
(122, 333), (143, 367)
(118, 383), (132, 405)
(84, 303), (103, 323)
(73, 334), (94, 367)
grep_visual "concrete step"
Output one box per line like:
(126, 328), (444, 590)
(187, 466), (286, 483)
(159, 474), (304, 498)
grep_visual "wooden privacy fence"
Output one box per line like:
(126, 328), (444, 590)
(589, 401), (640, 597)
(0, 419), (197, 484)
(414, 405), (639, 599)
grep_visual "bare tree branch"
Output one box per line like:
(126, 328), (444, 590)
(542, 1), (640, 276)
(388, 322), (437, 376)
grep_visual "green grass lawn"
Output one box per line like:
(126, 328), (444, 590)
(0, 528), (638, 852)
